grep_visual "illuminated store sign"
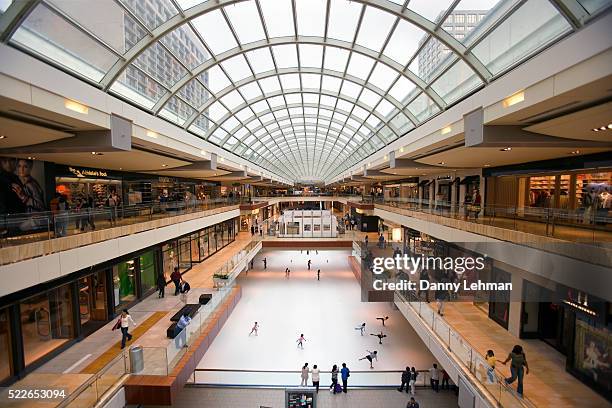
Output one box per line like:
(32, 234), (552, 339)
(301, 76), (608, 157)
(68, 166), (108, 178)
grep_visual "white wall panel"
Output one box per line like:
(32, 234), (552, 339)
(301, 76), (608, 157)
(0, 209), (239, 296)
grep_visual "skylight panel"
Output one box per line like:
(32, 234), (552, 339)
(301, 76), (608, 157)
(355, 6), (395, 52)
(259, 0), (294, 38)
(224, 2), (265, 44)
(192, 10), (237, 55)
(272, 45), (298, 69)
(327, 0), (362, 42)
(296, 0), (326, 37)
(347, 53), (375, 79)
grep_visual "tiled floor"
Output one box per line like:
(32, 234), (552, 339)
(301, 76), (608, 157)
(435, 302), (608, 407)
(157, 386), (457, 408)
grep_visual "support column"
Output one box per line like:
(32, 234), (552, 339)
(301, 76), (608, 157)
(428, 182), (435, 209)
(418, 184), (423, 209)
(479, 171), (486, 217)
(450, 178), (458, 214)
(508, 274), (524, 337)
(459, 183), (466, 217)
(434, 178), (439, 210)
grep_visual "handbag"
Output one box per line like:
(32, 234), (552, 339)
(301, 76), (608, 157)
(111, 318), (121, 331)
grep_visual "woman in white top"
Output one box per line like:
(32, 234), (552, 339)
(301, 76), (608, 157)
(311, 364), (320, 392)
(300, 363), (309, 386)
(118, 309), (135, 349)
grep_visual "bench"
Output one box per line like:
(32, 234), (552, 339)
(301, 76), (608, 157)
(169, 304), (201, 322)
(199, 293), (212, 305)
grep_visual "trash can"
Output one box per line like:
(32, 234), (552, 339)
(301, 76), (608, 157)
(129, 345), (144, 373)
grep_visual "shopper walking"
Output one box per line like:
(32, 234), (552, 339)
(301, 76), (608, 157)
(485, 350), (496, 384)
(376, 316), (389, 326)
(430, 363), (440, 392)
(441, 369), (450, 389)
(359, 350), (378, 369)
(249, 321), (259, 336)
(311, 364), (320, 392)
(307, 259), (311, 270)
(170, 267), (182, 296)
(355, 322), (366, 336)
(300, 363), (309, 386)
(409, 367), (418, 395)
(296, 333), (306, 349)
(370, 331), (387, 344)
(340, 363), (350, 393)
(263, 257), (267, 269)
(113, 309), (135, 349)
(156, 273), (166, 298)
(397, 366), (411, 393)
(330, 364), (339, 394)
(364, 235), (369, 247)
(317, 269), (320, 281)
(502, 345), (529, 396)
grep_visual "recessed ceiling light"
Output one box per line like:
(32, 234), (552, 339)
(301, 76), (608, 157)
(119, 167), (122, 170)
(0, 135), (6, 139)
(570, 150), (580, 155)
(147, 130), (158, 138)
(502, 91), (524, 108)
(608, 123), (612, 129)
(484, 164), (491, 167)
(64, 99), (88, 114)
(441, 126), (451, 135)
(214, 173), (217, 176)
(593, 128), (600, 132)
(500, 147), (512, 151)
(161, 164), (167, 167)
(438, 161), (445, 165)
(91, 151), (96, 155)
(600, 126), (607, 131)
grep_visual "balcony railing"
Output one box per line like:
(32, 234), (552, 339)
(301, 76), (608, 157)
(0, 198), (240, 253)
(396, 291), (537, 408)
(370, 197), (611, 245)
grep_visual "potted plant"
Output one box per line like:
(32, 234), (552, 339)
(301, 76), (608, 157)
(213, 273), (229, 288)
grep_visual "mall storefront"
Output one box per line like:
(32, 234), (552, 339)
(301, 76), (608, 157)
(400, 225), (611, 400)
(0, 217), (238, 384)
(484, 153), (611, 226)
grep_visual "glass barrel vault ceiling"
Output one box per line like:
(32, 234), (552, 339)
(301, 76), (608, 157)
(1, 0), (609, 182)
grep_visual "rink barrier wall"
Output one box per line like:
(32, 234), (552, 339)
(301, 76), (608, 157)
(123, 285), (242, 405)
(261, 240), (353, 248)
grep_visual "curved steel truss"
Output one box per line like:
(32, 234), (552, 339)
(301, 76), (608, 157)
(1, 0), (598, 181)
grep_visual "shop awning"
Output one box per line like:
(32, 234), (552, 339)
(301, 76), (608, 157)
(460, 175), (480, 185)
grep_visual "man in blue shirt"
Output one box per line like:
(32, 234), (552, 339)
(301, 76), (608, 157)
(340, 363), (350, 393)
(176, 312), (192, 348)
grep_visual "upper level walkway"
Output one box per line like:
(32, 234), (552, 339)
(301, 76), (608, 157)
(425, 301), (607, 407)
(0, 198), (240, 265)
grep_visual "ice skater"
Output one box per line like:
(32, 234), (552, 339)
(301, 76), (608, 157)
(296, 333), (306, 349)
(359, 350), (378, 369)
(376, 316), (389, 326)
(355, 323), (366, 336)
(263, 257), (267, 269)
(307, 259), (311, 270)
(371, 331), (387, 344)
(317, 269), (320, 281)
(249, 321), (259, 336)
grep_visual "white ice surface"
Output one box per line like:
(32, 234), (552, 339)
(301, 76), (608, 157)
(195, 249), (434, 386)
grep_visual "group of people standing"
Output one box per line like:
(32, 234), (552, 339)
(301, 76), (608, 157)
(300, 362), (351, 394)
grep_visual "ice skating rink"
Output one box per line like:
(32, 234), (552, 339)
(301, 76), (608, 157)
(195, 249), (434, 386)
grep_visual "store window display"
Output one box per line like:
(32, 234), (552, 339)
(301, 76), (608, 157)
(139, 251), (157, 295)
(576, 172), (611, 224)
(113, 260), (137, 313)
(20, 285), (74, 367)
